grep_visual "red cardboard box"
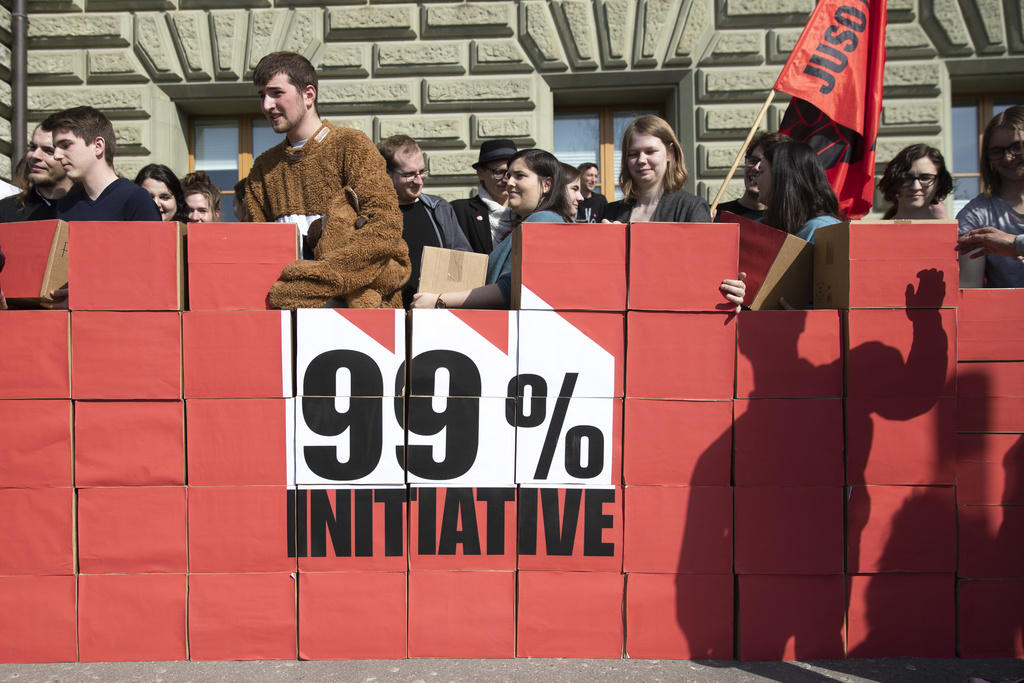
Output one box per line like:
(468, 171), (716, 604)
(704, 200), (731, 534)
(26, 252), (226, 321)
(847, 573), (954, 657)
(0, 487), (73, 575)
(958, 579), (1024, 658)
(0, 575), (76, 663)
(517, 310), (624, 398)
(845, 308), (956, 399)
(511, 221), (627, 311)
(187, 398), (293, 486)
(847, 485), (956, 573)
(734, 399), (843, 486)
(813, 221), (957, 309)
(517, 486), (622, 572)
(408, 570), (515, 658)
(628, 222), (738, 312)
(0, 220), (68, 303)
(295, 308), (405, 397)
(68, 220), (183, 310)
(958, 396), (1024, 433)
(738, 575), (845, 661)
(409, 309), (518, 398)
(736, 310), (842, 398)
(846, 397), (957, 485)
(958, 288), (1024, 361)
(0, 310), (69, 398)
(74, 400), (184, 486)
(71, 311), (181, 399)
(188, 485), (294, 573)
(517, 570), (624, 658)
(957, 433), (1024, 505)
(186, 222), (298, 311)
(77, 486), (186, 573)
(78, 573), (187, 662)
(183, 310), (292, 398)
(623, 399), (731, 486)
(299, 571), (406, 659)
(515, 396), (621, 487)
(295, 487), (407, 572)
(626, 312), (735, 399)
(625, 573), (733, 659)
(188, 572), (296, 661)
(958, 505), (1024, 578)
(0, 399), (71, 487)
(409, 487), (515, 571)
(732, 211), (812, 310)
(734, 487), (843, 574)
(623, 485), (732, 574)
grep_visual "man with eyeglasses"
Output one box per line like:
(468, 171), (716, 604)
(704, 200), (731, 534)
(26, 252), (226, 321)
(714, 131), (789, 222)
(451, 138), (518, 254)
(379, 135), (471, 308)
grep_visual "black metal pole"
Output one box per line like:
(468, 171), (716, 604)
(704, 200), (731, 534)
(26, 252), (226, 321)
(11, 0), (28, 166)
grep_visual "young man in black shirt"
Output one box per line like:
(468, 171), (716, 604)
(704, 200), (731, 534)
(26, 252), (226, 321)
(49, 107), (161, 222)
(379, 135), (471, 308)
(576, 162), (607, 223)
(714, 131), (790, 222)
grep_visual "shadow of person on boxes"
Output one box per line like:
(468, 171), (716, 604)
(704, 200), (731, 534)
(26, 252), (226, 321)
(673, 269), (949, 667)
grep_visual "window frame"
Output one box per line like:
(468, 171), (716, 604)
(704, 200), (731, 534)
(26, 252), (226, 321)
(554, 104), (665, 199)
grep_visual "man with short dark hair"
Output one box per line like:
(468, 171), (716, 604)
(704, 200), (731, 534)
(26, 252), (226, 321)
(243, 51), (409, 309)
(49, 106), (160, 222)
(379, 134), (470, 307)
(575, 162), (607, 223)
(0, 122), (73, 222)
(714, 130), (790, 222)
(451, 138), (517, 254)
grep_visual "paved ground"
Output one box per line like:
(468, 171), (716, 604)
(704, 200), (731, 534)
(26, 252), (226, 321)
(0, 659), (1021, 682)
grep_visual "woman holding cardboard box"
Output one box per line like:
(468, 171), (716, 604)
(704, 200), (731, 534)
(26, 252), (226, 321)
(411, 148), (571, 309)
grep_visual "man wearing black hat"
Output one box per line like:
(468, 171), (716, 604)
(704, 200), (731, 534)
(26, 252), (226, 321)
(450, 138), (518, 254)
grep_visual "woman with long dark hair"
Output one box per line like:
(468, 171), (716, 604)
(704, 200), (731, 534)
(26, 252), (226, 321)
(956, 105), (1024, 287)
(878, 144), (953, 220)
(758, 141), (842, 242)
(134, 164), (187, 222)
(561, 163), (584, 222)
(412, 148), (571, 309)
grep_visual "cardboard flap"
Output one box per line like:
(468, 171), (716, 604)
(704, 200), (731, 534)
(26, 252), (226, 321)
(731, 212), (811, 310)
(0, 220), (68, 300)
(417, 246), (488, 294)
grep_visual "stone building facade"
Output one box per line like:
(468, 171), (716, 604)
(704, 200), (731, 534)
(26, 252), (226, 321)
(1, 0), (1022, 209)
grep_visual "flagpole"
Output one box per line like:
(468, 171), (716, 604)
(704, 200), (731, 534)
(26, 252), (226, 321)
(710, 89), (776, 214)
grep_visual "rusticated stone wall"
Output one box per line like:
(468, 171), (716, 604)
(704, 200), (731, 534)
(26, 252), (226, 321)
(5, 0), (1024, 205)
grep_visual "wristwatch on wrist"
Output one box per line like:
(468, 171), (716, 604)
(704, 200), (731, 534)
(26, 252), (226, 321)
(434, 294), (447, 309)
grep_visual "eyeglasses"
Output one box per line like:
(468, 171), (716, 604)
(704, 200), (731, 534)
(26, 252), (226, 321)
(744, 155), (765, 167)
(900, 173), (937, 187)
(390, 169), (428, 180)
(986, 140), (1024, 161)
(485, 165), (508, 178)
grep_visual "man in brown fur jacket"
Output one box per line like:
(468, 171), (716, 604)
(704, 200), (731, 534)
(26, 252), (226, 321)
(244, 51), (410, 309)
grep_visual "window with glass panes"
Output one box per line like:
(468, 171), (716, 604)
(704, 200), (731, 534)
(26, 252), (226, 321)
(951, 97), (1020, 215)
(189, 116), (282, 222)
(553, 107), (663, 201)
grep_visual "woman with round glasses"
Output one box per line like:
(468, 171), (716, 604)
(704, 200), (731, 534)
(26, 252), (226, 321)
(957, 105), (1024, 287)
(878, 144), (953, 220)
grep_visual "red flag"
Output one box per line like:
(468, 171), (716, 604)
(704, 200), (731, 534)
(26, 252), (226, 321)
(774, 0), (887, 219)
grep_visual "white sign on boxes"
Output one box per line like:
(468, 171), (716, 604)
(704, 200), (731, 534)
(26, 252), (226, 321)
(290, 225), (624, 489)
